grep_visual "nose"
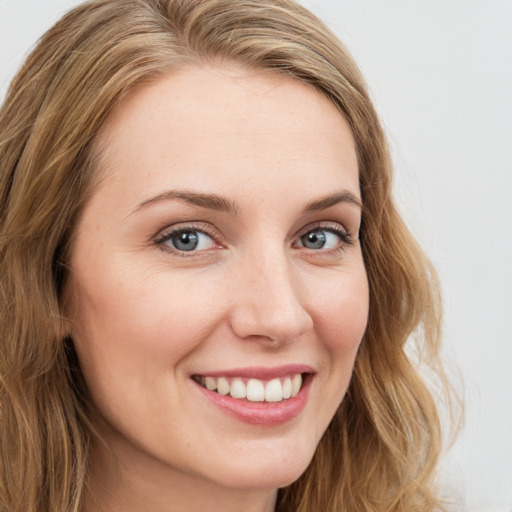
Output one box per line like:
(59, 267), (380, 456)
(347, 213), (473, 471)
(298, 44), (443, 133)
(228, 248), (313, 345)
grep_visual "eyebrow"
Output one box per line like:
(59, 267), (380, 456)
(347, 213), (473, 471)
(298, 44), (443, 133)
(132, 190), (240, 215)
(302, 191), (363, 213)
(132, 188), (362, 216)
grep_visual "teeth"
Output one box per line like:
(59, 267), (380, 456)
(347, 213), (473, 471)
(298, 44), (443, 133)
(282, 377), (292, 399)
(291, 374), (302, 397)
(230, 378), (246, 399)
(196, 373), (305, 402)
(205, 376), (217, 391)
(246, 378), (265, 402)
(217, 377), (230, 396)
(265, 378), (283, 402)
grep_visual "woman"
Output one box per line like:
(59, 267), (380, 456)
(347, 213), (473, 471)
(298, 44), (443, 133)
(0, 1), (456, 511)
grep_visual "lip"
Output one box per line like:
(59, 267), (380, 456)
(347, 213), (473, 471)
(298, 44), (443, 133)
(191, 365), (314, 426)
(196, 364), (315, 380)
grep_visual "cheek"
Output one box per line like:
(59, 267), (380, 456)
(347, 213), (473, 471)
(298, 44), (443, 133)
(299, 263), (368, 441)
(68, 262), (225, 388)
(67, 265), (229, 442)
(310, 265), (369, 357)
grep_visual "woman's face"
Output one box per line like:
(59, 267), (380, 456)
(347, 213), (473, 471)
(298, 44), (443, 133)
(66, 64), (368, 494)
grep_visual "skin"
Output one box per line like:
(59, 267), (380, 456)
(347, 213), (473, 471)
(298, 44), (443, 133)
(65, 63), (369, 512)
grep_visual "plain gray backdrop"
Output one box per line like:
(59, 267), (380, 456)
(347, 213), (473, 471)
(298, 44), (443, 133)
(1, 1), (511, 511)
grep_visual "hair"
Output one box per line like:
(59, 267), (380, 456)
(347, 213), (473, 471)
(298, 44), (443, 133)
(0, 1), (458, 511)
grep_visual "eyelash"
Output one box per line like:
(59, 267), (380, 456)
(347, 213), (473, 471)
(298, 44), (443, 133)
(295, 222), (354, 254)
(154, 223), (220, 256)
(154, 221), (354, 257)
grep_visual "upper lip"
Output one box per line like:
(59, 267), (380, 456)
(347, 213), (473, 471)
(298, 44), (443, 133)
(192, 364), (315, 380)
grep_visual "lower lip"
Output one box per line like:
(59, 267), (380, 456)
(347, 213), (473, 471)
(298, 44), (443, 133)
(194, 376), (312, 426)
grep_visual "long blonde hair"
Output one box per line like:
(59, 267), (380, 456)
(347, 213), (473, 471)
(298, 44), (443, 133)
(0, 1), (457, 510)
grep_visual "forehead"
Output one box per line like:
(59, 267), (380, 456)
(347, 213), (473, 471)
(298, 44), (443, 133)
(92, 63), (359, 210)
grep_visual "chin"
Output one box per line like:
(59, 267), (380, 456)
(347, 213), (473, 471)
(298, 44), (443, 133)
(214, 466), (307, 492)
(203, 443), (316, 491)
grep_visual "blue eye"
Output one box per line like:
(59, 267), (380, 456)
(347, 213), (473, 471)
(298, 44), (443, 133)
(160, 229), (216, 252)
(298, 228), (348, 250)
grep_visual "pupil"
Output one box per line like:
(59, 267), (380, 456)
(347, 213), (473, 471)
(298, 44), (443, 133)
(302, 230), (326, 249)
(173, 231), (199, 251)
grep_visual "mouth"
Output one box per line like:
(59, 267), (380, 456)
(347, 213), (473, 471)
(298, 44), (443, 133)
(192, 373), (305, 403)
(191, 365), (314, 425)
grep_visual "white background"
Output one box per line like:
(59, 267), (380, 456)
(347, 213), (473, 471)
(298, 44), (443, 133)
(1, 1), (511, 511)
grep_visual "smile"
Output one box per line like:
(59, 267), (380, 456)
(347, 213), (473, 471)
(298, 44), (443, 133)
(191, 365), (314, 425)
(193, 374), (303, 403)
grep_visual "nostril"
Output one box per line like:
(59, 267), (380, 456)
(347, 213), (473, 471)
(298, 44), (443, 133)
(228, 299), (313, 344)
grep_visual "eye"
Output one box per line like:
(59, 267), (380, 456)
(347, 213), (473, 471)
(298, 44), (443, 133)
(296, 226), (352, 251)
(157, 228), (216, 253)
